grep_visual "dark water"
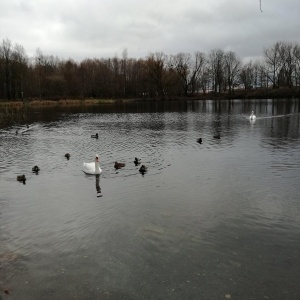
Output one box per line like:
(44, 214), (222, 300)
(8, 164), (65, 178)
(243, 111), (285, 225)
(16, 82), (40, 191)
(0, 99), (300, 300)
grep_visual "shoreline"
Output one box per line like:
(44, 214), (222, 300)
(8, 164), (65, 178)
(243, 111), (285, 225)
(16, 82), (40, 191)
(0, 87), (300, 107)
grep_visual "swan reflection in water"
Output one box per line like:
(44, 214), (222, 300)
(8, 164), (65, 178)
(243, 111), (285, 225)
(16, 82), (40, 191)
(95, 174), (102, 197)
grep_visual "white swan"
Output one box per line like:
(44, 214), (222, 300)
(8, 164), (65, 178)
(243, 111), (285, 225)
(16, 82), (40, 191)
(83, 154), (102, 175)
(250, 111), (256, 121)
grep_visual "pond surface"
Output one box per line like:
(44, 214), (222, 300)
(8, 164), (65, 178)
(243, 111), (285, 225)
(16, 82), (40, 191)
(0, 99), (300, 299)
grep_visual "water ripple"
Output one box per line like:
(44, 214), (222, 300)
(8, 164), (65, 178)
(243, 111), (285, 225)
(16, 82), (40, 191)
(1, 103), (300, 300)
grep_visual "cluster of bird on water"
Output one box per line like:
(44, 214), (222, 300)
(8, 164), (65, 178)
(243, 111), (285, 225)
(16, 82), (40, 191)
(196, 111), (256, 144)
(66, 151), (148, 176)
(17, 154), (148, 185)
(87, 133), (148, 175)
(17, 112), (256, 184)
(16, 165), (40, 184)
(17, 152), (147, 186)
(196, 134), (221, 144)
(114, 157), (148, 174)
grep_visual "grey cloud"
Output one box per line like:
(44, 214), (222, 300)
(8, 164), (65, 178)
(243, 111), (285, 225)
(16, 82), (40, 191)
(0, 0), (299, 62)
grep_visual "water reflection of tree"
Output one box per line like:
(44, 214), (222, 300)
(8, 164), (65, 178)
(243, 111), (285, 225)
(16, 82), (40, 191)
(260, 100), (300, 145)
(192, 99), (300, 145)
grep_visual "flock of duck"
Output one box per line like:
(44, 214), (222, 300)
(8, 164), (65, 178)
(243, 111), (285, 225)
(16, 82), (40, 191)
(17, 153), (148, 185)
(16, 112), (256, 184)
(82, 153), (148, 175)
(114, 157), (148, 174)
(83, 133), (148, 175)
(17, 154), (147, 185)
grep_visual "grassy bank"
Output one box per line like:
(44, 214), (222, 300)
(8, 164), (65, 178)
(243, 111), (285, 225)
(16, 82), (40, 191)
(195, 87), (300, 100)
(0, 98), (134, 125)
(0, 87), (299, 108)
(0, 98), (119, 107)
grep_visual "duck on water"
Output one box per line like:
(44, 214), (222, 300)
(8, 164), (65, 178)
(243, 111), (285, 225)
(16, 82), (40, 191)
(114, 161), (125, 169)
(139, 165), (148, 174)
(17, 175), (26, 184)
(32, 165), (40, 173)
(134, 157), (141, 165)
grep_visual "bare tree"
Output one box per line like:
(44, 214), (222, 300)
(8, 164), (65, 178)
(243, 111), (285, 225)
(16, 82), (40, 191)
(2, 37), (300, 101)
(121, 48), (128, 97)
(60, 59), (80, 98)
(169, 51), (206, 96)
(293, 44), (300, 87)
(190, 52), (206, 95)
(198, 64), (211, 94)
(264, 42), (283, 88)
(224, 51), (241, 94)
(145, 52), (168, 98)
(169, 52), (191, 96)
(278, 42), (297, 87)
(209, 49), (225, 93)
(240, 61), (254, 89)
(9, 43), (28, 100)
(0, 38), (13, 99)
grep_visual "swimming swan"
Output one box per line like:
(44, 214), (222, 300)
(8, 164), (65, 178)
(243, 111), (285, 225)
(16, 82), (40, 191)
(250, 111), (256, 120)
(83, 154), (102, 175)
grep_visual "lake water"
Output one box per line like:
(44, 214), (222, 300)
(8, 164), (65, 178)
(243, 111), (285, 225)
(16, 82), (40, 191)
(0, 99), (300, 299)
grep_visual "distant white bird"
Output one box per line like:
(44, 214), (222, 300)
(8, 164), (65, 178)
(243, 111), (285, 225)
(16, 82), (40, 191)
(83, 154), (102, 175)
(250, 111), (256, 121)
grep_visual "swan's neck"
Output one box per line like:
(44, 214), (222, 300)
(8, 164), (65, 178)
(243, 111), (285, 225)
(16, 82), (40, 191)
(95, 161), (100, 172)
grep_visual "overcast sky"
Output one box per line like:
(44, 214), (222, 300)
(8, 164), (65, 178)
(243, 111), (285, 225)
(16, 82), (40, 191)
(1, 0), (299, 62)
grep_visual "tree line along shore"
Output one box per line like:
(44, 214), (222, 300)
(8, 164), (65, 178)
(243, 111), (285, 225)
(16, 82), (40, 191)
(0, 87), (299, 126)
(1, 38), (300, 103)
(0, 86), (299, 108)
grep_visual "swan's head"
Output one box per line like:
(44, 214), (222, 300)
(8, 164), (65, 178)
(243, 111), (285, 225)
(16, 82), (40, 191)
(95, 154), (99, 162)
